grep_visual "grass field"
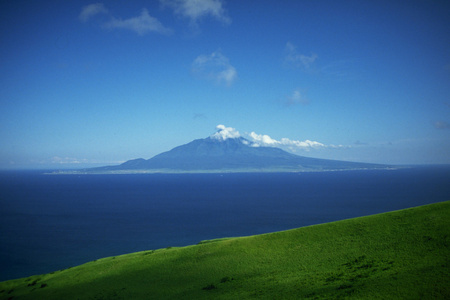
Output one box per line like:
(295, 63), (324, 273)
(1, 201), (449, 299)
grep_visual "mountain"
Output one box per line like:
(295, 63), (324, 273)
(84, 135), (388, 173)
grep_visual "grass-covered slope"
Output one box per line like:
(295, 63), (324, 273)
(1, 201), (449, 299)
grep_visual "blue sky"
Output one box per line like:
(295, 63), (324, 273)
(1, 0), (449, 168)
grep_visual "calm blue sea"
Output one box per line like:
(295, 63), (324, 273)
(1, 166), (449, 281)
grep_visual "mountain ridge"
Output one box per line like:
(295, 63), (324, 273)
(81, 135), (389, 173)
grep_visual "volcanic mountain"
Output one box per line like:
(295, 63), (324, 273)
(85, 132), (387, 173)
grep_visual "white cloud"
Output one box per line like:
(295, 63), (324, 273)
(280, 138), (326, 149)
(286, 89), (309, 106)
(210, 125), (241, 140)
(209, 125), (346, 153)
(247, 131), (328, 152)
(79, 3), (109, 22)
(285, 42), (318, 69)
(160, 0), (230, 25)
(217, 67), (237, 85)
(192, 51), (237, 85)
(248, 132), (278, 145)
(103, 9), (172, 35)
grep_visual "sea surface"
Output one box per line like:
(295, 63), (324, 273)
(1, 166), (449, 281)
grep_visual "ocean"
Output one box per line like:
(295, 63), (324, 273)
(1, 166), (449, 281)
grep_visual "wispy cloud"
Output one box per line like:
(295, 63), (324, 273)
(434, 121), (450, 129)
(320, 59), (361, 82)
(192, 50), (237, 86)
(193, 113), (207, 120)
(31, 156), (125, 166)
(160, 0), (231, 25)
(354, 140), (368, 146)
(51, 156), (90, 164)
(285, 42), (358, 81)
(286, 89), (309, 106)
(80, 4), (171, 35)
(285, 42), (318, 70)
(79, 3), (109, 22)
(103, 9), (172, 35)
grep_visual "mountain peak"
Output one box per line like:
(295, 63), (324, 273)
(210, 124), (241, 141)
(82, 125), (389, 173)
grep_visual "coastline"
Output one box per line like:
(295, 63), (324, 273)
(47, 166), (400, 175)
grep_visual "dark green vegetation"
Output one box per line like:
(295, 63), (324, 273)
(1, 201), (449, 299)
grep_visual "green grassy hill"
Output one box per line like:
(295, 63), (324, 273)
(1, 201), (449, 299)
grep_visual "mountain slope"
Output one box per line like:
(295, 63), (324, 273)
(1, 201), (448, 299)
(88, 136), (386, 173)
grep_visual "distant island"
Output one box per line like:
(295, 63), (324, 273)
(59, 128), (391, 174)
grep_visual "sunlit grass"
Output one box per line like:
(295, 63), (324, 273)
(1, 201), (449, 299)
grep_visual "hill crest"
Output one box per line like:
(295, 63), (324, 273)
(1, 201), (448, 299)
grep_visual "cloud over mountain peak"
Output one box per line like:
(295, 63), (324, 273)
(208, 125), (337, 153)
(210, 125), (241, 140)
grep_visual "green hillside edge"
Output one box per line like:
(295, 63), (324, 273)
(1, 201), (449, 299)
